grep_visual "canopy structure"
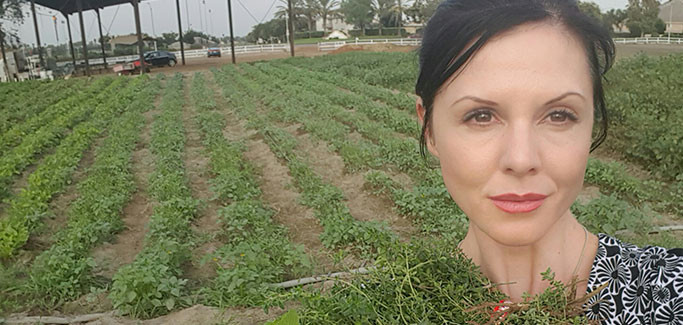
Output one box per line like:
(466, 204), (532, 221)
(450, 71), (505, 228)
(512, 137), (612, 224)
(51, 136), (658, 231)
(34, 0), (141, 15)
(25, 0), (187, 77)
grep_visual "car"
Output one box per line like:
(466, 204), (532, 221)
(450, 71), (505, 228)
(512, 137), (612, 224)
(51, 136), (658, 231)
(143, 50), (177, 67)
(207, 48), (221, 57)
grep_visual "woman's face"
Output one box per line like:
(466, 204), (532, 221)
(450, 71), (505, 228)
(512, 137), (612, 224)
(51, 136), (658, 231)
(419, 22), (594, 246)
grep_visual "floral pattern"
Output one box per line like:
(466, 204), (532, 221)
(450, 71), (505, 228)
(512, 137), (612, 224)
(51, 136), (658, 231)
(585, 233), (683, 324)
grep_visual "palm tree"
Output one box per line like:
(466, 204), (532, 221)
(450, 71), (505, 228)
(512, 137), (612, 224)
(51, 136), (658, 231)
(372, 0), (398, 36)
(275, 0), (304, 20)
(317, 0), (340, 36)
(275, 0), (305, 39)
(302, 0), (319, 34)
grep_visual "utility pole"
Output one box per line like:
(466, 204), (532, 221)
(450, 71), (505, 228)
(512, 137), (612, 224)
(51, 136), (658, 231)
(185, 0), (191, 29)
(198, 0), (204, 34)
(147, 3), (156, 37)
(668, 1), (673, 41)
(227, 0), (236, 64)
(287, 0), (295, 57)
(30, 0), (45, 68)
(132, 0), (145, 74)
(176, 0), (186, 65)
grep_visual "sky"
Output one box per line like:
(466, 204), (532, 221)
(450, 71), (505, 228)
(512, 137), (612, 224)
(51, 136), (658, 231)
(2, 0), (630, 47)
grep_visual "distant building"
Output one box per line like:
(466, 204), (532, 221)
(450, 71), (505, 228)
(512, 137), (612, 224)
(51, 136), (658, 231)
(315, 17), (354, 34)
(659, 0), (683, 34)
(168, 41), (192, 50)
(109, 34), (156, 51)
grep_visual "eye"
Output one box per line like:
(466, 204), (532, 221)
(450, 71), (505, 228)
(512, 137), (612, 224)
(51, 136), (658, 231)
(473, 112), (492, 123)
(546, 109), (578, 124)
(463, 109), (495, 125)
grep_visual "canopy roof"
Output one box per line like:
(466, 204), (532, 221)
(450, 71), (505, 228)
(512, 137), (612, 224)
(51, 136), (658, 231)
(34, 0), (146, 16)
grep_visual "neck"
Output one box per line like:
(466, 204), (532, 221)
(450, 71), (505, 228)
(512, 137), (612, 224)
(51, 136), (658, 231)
(458, 211), (597, 302)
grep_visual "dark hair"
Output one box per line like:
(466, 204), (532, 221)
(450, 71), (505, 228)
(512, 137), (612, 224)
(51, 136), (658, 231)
(416, 0), (615, 158)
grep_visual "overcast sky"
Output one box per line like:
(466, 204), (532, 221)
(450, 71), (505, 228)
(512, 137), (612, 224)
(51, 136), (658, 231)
(3, 0), (630, 46)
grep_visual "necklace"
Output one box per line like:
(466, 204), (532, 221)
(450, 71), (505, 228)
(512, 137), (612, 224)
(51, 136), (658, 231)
(571, 225), (589, 279)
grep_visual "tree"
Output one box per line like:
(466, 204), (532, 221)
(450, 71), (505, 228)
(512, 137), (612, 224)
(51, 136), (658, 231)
(604, 8), (628, 32)
(1, 0), (24, 80)
(317, 0), (339, 35)
(578, 1), (603, 21)
(302, 0), (319, 32)
(577, 1), (613, 32)
(627, 0), (663, 36)
(341, 0), (374, 35)
(404, 0), (440, 24)
(373, 0), (398, 35)
(161, 32), (178, 46)
(246, 18), (287, 43)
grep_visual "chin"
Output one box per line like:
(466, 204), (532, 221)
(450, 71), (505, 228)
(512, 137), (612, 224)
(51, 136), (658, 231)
(474, 211), (557, 247)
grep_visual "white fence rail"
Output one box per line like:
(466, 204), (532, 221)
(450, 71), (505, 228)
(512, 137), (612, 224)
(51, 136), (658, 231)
(318, 37), (683, 51)
(613, 37), (683, 44)
(70, 44), (290, 66)
(318, 38), (421, 51)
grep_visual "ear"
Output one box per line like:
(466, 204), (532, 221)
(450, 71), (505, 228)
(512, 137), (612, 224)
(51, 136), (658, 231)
(416, 97), (439, 158)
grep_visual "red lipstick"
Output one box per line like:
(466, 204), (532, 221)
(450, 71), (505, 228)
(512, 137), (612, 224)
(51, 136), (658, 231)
(489, 193), (547, 213)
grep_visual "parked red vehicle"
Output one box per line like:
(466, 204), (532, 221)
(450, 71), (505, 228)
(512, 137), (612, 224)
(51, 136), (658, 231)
(112, 59), (151, 75)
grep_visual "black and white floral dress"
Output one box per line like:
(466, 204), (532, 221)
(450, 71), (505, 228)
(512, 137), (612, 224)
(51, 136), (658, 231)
(585, 233), (683, 324)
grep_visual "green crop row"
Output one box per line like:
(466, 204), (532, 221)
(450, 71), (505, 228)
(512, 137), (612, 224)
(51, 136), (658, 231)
(215, 65), (396, 254)
(0, 79), (84, 135)
(264, 62), (419, 137)
(109, 73), (197, 319)
(240, 63), (428, 178)
(0, 77), (142, 257)
(602, 54), (683, 182)
(233, 63), (468, 242)
(189, 72), (310, 308)
(283, 51), (418, 93)
(584, 157), (682, 216)
(0, 77), (112, 157)
(277, 60), (415, 112)
(0, 77), (121, 200)
(24, 76), (161, 307)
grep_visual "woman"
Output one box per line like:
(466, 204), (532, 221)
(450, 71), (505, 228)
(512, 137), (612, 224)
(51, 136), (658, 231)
(414, 0), (683, 323)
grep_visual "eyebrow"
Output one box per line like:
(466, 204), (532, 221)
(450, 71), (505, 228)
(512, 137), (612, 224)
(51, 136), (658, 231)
(451, 92), (586, 107)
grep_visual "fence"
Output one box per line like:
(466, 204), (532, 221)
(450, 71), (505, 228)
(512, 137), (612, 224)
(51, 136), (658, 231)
(613, 37), (683, 44)
(71, 44), (290, 66)
(318, 38), (422, 51)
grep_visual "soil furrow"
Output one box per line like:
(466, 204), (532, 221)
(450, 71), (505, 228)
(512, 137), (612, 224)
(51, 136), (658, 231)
(90, 104), (159, 280)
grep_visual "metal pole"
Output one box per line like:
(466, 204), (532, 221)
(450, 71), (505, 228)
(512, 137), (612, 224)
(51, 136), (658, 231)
(227, 0), (236, 64)
(132, 0), (145, 74)
(176, 0), (186, 65)
(65, 13), (77, 69)
(287, 0), (295, 57)
(668, 2), (673, 41)
(30, 0), (45, 68)
(147, 3), (156, 37)
(96, 8), (107, 69)
(52, 15), (59, 42)
(185, 0), (190, 29)
(77, 0), (90, 76)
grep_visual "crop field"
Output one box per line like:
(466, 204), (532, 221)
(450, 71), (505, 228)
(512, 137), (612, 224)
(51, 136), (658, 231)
(0, 51), (681, 324)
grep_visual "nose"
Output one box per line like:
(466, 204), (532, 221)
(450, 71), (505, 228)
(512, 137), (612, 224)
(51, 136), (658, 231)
(499, 122), (541, 176)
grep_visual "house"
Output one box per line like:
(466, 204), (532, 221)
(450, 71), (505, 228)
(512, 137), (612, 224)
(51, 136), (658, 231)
(659, 0), (683, 34)
(109, 34), (156, 51)
(168, 41), (192, 50)
(401, 22), (423, 35)
(315, 17), (354, 34)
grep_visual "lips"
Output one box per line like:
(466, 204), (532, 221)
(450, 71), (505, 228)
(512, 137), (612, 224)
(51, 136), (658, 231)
(488, 193), (547, 213)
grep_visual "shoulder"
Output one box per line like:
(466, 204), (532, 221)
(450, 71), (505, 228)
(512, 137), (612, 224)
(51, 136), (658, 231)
(584, 233), (683, 324)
